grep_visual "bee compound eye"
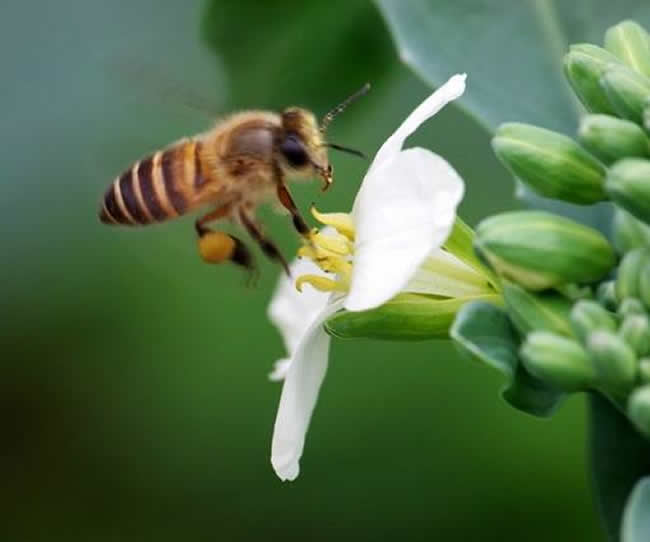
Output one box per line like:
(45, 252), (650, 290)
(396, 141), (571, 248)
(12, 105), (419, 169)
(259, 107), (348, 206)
(281, 135), (309, 167)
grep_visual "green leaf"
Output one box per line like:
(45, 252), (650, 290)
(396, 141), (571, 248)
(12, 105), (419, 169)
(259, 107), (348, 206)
(451, 301), (564, 416)
(622, 477), (650, 542)
(589, 395), (650, 541)
(375, 0), (650, 134)
(375, 2), (650, 226)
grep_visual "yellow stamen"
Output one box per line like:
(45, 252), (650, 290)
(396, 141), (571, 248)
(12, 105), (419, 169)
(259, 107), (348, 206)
(310, 231), (352, 256)
(315, 256), (352, 276)
(310, 206), (356, 241)
(296, 274), (348, 293)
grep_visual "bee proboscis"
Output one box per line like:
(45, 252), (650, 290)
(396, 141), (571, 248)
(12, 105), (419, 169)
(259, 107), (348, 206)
(99, 84), (369, 275)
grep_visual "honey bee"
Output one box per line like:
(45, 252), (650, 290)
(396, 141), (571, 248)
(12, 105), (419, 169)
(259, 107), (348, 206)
(99, 84), (369, 275)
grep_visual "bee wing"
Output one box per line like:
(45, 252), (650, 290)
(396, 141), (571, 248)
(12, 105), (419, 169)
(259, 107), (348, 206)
(108, 57), (225, 118)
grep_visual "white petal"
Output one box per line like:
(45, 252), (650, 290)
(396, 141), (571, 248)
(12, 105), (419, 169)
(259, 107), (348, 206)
(271, 298), (345, 481)
(267, 258), (330, 376)
(268, 358), (292, 382)
(345, 148), (464, 311)
(369, 73), (466, 174)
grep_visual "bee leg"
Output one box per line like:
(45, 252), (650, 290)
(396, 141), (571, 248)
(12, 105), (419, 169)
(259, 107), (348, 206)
(195, 204), (257, 279)
(238, 208), (291, 276)
(276, 183), (310, 237)
(194, 203), (234, 237)
(197, 228), (257, 279)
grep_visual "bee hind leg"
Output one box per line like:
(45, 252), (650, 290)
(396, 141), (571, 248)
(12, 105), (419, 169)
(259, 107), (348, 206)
(195, 205), (257, 281)
(238, 208), (290, 276)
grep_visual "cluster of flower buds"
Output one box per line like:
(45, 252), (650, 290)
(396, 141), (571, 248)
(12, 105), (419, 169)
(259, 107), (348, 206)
(469, 20), (650, 435)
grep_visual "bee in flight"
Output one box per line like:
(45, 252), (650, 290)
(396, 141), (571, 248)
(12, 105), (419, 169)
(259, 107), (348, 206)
(98, 84), (369, 275)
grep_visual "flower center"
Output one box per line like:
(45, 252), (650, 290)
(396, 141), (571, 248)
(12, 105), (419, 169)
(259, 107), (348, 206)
(295, 207), (356, 293)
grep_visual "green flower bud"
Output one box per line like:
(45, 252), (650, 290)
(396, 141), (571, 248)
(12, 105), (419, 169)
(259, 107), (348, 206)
(600, 65), (650, 124)
(607, 159), (650, 224)
(618, 297), (647, 317)
(597, 280), (618, 311)
(570, 300), (618, 344)
(639, 258), (650, 310)
(578, 114), (649, 165)
(520, 331), (595, 391)
(475, 211), (616, 291)
(587, 330), (638, 396)
(639, 359), (650, 383)
(604, 20), (650, 77)
(564, 44), (622, 114)
(644, 102), (650, 132)
(492, 123), (606, 204)
(612, 208), (650, 254)
(619, 314), (650, 356)
(628, 385), (650, 438)
(615, 248), (650, 302)
(324, 293), (500, 341)
(502, 281), (573, 337)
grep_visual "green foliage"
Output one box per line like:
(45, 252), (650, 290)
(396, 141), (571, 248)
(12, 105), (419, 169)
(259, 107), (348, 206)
(376, 5), (650, 539)
(451, 301), (564, 416)
(590, 396), (650, 541)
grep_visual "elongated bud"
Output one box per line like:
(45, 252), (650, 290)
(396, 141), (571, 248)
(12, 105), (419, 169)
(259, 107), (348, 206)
(600, 65), (650, 124)
(570, 300), (618, 344)
(639, 359), (650, 383)
(475, 211), (616, 291)
(615, 248), (650, 302)
(639, 258), (650, 310)
(587, 330), (637, 396)
(604, 21), (650, 77)
(324, 293), (500, 341)
(612, 208), (650, 254)
(578, 114), (649, 165)
(645, 103), (650, 132)
(502, 281), (573, 337)
(597, 280), (618, 310)
(607, 159), (650, 224)
(564, 44), (622, 114)
(619, 314), (650, 356)
(618, 297), (647, 317)
(492, 123), (606, 204)
(520, 331), (595, 391)
(628, 385), (650, 438)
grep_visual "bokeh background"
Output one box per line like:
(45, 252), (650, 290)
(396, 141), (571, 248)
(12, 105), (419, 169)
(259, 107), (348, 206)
(1, 1), (604, 540)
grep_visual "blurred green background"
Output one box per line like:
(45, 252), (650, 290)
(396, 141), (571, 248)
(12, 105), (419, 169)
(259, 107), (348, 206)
(0, 1), (603, 540)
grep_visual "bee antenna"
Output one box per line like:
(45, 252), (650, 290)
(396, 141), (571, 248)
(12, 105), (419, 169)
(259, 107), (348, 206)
(320, 83), (371, 133)
(324, 143), (367, 160)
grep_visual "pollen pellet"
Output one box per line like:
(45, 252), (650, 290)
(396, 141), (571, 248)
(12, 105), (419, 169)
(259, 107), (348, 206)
(198, 231), (237, 263)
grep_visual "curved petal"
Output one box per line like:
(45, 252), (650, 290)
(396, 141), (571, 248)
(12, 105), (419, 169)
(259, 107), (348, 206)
(271, 298), (345, 481)
(267, 258), (330, 379)
(367, 73), (466, 176)
(345, 148), (464, 311)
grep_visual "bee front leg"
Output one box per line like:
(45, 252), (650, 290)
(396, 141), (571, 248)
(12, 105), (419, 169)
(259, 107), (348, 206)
(275, 183), (311, 238)
(238, 208), (290, 276)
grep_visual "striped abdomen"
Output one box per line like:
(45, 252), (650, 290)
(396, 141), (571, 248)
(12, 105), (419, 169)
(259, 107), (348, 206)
(99, 139), (210, 226)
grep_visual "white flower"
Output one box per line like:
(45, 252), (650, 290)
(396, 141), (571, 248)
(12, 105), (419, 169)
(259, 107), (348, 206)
(268, 74), (484, 481)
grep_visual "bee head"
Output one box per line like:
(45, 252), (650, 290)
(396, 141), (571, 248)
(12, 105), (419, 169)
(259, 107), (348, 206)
(279, 108), (331, 191)
(279, 84), (370, 192)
